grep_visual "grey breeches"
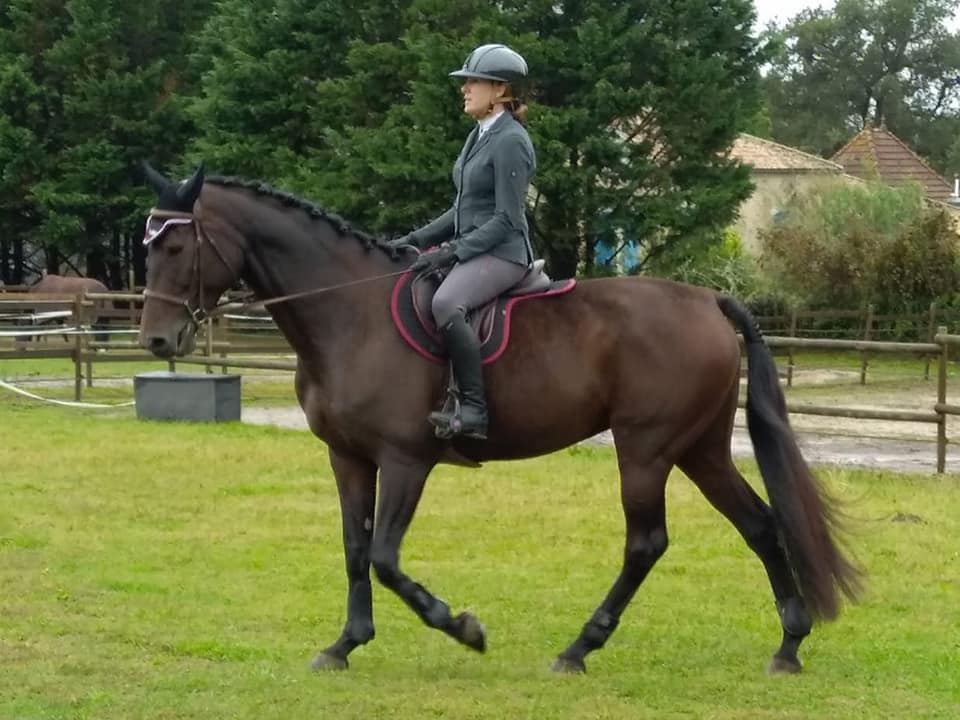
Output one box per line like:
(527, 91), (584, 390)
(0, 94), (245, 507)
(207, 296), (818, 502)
(432, 254), (529, 327)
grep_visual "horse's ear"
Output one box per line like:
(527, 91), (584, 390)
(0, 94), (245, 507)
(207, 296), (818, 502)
(142, 161), (170, 195)
(176, 163), (205, 208)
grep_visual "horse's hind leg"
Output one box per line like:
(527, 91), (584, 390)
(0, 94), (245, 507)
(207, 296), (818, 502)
(554, 431), (670, 674)
(368, 457), (486, 653)
(678, 422), (812, 674)
(311, 449), (378, 671)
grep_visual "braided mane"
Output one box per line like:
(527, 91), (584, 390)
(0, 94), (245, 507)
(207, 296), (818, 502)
(207, 175), (396, 254)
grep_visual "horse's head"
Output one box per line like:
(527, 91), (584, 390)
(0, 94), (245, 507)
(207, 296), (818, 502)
(139, 162), (241, 358)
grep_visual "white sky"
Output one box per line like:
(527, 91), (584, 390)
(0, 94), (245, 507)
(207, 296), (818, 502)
(753, 0), (960, 30)
(753, 0), (829, 29)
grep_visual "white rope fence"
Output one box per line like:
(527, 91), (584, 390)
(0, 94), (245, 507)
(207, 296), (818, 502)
(0, 326), (139, 337)
(0, 378), (135, 408)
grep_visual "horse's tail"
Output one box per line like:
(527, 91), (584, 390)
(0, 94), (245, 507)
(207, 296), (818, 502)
(717, 295), (861, 620)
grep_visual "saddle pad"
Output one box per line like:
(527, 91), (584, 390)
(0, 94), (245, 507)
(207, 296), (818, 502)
(390, 271), (576, 366)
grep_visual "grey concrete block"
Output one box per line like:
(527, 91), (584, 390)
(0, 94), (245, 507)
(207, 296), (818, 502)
(134, 371), (241, 422)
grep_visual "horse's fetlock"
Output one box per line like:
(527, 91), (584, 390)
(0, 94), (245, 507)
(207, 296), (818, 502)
(779, 598), (812, 638)
(582, 609), (618, 649)
(422, 597), (451, 629)
(347, 619), (375, 644)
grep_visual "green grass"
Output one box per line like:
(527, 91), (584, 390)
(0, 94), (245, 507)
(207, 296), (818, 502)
(2, 401), (959, 719)
(1, 356), (298, 408)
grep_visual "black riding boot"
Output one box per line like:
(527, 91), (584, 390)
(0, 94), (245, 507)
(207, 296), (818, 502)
(429, 313), (488, 439)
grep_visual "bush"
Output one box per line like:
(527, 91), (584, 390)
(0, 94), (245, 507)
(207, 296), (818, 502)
(661, 226), (770, 299)
(758, 180), (960, 315)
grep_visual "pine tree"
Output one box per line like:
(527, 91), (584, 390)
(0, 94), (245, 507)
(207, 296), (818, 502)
(0, 0), (213, 284)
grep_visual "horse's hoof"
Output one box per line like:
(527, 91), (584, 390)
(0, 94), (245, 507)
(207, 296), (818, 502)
(453, 612), (486, 653)
(767, 655), (802, 675)
(551, 656), (586, 674)
(310, 651), (348, 672)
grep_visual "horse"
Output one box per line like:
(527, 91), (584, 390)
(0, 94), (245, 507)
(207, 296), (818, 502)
(138, 163), (860, 675)
(29, 273), (112, 343)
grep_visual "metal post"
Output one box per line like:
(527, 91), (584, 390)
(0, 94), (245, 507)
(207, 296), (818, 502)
(83, 292), (93, 388)
(205, 317), (214, 374)
(924, 301), (937, 381)
(73, 294), (83, 401)
(220, 314), (229, 374)
(937, 326), (948, 474)
(787, 308), (797, 388)
(860, 303), (874, 385)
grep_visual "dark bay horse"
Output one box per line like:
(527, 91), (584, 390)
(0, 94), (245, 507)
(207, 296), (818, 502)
(139, 164), (860, 674)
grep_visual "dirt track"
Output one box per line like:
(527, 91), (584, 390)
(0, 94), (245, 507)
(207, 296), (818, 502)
(7, 369), (954, 474)
(241, 405), (951, 475)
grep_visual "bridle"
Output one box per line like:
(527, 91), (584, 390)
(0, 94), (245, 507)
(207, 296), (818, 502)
(142, 207), (240, 329)
(142, 206), (411, 329)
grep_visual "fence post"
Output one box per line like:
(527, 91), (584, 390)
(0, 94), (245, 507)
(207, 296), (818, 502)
(73, 294), (83, 401)
(937, 325), (948, 474)
(924, 301), (938, 381)
(860, 303), (874, 385)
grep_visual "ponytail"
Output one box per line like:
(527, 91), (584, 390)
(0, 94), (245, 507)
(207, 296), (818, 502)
(507, 99), (528, 125)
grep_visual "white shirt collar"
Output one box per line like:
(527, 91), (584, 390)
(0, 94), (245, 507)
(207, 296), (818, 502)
(478, 110), (505, 136)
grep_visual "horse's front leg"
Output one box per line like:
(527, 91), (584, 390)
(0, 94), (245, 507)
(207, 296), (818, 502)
(310, 449), (377, 671)
(370, 457), (486, 653)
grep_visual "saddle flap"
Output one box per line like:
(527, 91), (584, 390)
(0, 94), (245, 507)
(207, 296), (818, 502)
(392, 268), (576, 366)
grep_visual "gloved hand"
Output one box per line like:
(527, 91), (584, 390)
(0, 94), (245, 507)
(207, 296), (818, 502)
(385, 234), (418, 252)
(411, 244), (459, 272)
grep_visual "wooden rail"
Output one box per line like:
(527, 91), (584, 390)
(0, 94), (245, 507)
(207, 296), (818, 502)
(4, 292), (960, 472)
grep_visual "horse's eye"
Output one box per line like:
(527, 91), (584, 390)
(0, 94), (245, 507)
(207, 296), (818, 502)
(166, 244), (184, 257)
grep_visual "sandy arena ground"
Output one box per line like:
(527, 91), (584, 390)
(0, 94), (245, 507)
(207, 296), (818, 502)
(7, 369), (954, 474)
(242, 368), (956, 476)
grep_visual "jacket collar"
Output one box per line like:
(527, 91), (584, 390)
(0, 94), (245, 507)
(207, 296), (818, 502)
(465, 112), (511, 162)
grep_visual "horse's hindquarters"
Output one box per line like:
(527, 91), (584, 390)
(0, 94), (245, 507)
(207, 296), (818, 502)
(472, 279), (742, 462)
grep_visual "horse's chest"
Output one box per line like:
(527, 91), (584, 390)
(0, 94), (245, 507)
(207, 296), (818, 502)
(297, 383), (375, 441)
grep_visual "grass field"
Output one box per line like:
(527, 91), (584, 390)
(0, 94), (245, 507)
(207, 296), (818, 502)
(2, 398), (959, 719)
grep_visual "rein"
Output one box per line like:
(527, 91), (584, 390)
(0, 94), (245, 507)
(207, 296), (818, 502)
(142, 207), (411, 326)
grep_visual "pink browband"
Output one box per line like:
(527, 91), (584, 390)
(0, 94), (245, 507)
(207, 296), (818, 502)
(143, 214), (193, 246)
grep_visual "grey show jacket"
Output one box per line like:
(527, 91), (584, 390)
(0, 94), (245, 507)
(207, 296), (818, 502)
(408, 112), (535, 266)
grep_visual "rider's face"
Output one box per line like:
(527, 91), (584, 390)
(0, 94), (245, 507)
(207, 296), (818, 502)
(461, 78), (507, 120)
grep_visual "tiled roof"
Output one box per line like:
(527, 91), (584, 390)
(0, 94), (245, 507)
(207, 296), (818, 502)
(831, 127), (954, 202)
(731, 134), (843, 173)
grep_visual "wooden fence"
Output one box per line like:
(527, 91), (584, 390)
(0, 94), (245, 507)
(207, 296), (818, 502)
(3, 291), (960, 472)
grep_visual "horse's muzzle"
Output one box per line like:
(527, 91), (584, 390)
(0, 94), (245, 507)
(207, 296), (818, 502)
(142, 334), (176, 359)
(139, 322), (196, 359)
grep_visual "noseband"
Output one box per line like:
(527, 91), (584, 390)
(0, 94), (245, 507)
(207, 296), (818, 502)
(142, 207), (240, 329)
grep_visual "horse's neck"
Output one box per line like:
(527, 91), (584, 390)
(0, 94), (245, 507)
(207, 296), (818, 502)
(231, 200), (393, 359)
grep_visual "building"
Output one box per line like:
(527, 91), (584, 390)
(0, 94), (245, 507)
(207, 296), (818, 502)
(730, 134), (846, 252)
(831, 126), (956, 203)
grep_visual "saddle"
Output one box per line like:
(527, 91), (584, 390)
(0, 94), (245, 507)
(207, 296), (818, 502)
(390, 259), (576, 365)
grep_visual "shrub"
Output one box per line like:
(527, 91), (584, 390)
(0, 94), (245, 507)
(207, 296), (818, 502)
(758, 179), (960, 315)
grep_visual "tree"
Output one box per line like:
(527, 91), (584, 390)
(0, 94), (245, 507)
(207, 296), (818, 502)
(311, 0), (765, 277)
(0, 0), (213, 285)
(187, 0), (412, 189)
(763, 0), (960, 175)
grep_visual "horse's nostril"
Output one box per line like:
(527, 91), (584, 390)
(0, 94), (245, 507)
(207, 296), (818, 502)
(148, 336), (170, 355)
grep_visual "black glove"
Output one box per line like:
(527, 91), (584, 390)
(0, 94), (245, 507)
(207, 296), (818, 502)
(411, 244), (459, 272)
